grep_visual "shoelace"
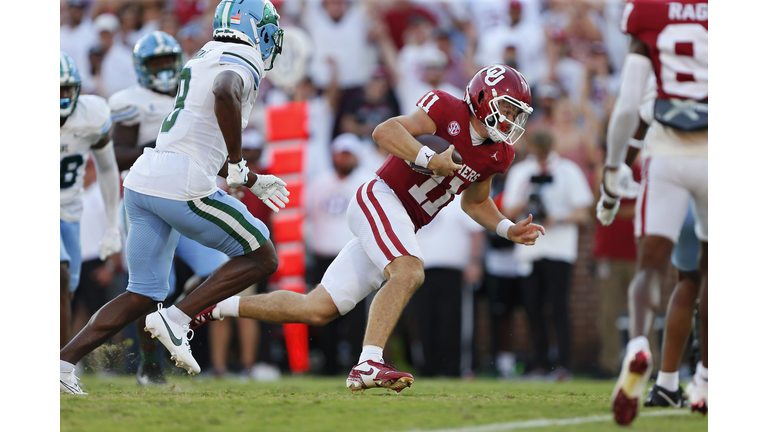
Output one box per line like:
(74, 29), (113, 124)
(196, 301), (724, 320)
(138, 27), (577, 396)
(182, 325), (194, 352)
(157, 303), (195, 351)
(69, 369), (83, 389)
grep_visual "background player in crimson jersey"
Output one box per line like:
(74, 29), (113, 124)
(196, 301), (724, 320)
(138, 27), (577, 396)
(598, 0), (708, 425)
(190, 64), (545, 393)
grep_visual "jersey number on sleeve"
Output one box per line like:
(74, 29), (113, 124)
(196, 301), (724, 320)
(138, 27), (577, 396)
(408, 176), (463, 217)
(160, 67), (192, 133)
(657, 24), (708, 100)
(417, 92), (439, 113)
(60, 155), (84, 189)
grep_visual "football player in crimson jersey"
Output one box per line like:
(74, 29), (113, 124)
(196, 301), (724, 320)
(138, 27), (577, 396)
(598, 0), (708, 424)
(190, 64), (545, 393)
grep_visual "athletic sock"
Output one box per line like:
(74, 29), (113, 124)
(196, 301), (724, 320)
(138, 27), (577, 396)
(496, 352), (516, 379)
(60, 360), (75, 373)
(215, 296), (240, 318)
(694, 361), (708, 387)
(358, 345), (384, 364)
(627, 335), (650, 354)
(656, 371), (680, 392)
(167, 305), (192, 326)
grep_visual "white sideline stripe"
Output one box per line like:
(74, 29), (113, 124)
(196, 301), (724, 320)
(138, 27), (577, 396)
(401, 410), (689, 432)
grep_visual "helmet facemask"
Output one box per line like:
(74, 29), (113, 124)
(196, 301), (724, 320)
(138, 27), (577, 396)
(262, 27), (283, 71)
(483, 91), (532, 145)
(60, 83), (80, 118)
(141, 54), (182, 93)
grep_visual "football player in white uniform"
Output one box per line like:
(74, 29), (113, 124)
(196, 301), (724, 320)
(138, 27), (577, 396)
(59, 51), (122, 352)
(108, 31), (230, 385)
(60, 0), (286, 394)
(599, 0), (708, 424)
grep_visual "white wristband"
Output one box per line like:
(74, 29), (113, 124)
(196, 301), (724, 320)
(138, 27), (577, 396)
(496, 219), (514, 240)
(628, 138), (644, 149)
(414, 146), (437, 168)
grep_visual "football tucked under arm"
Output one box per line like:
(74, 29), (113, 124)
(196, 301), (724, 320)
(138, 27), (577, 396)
(409, 134), (463, 175)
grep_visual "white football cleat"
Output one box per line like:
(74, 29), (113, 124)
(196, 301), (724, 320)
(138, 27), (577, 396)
(144, 304), (200, 375)
(611, 340), (653, 425)
(685, 378), (708, 415)
(60, 369), (87, 395)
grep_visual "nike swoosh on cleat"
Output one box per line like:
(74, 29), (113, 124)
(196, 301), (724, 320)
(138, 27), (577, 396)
(359, 368), (374, 376)
(60, 381), (78, 393)
(658, 391), (681, 408)
(158, 313), (184, 346)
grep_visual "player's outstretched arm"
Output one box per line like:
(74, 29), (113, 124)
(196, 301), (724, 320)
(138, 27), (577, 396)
(91, 135), (122, 259)
(372, 109), (461, 177)
(461, 176), (545, 246)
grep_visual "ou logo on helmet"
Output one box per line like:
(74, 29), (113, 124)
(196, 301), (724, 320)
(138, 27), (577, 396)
(484, 65), (506, 86)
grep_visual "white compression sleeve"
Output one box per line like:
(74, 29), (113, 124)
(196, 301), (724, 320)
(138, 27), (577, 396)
(605, 53), (653, 167)
(91, 141), (121, 230)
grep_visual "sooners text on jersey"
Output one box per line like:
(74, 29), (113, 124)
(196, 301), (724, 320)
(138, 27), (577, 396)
(622, 0), (708, 101)
(376, 90), (515, 230)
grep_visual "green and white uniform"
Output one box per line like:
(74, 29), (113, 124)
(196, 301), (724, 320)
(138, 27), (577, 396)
(124, 41), (263, 200)
(120, 41), (269, 302)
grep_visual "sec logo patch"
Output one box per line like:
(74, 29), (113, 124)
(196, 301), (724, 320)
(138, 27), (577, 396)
(447, 121), (460, 136)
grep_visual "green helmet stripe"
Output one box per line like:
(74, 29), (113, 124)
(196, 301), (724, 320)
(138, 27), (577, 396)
(223, 1), (232, 28)
(60, 52), (69, 77)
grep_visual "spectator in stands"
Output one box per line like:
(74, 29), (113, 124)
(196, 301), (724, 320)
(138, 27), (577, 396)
(399, 46), (463, 116)
(336, 66), (399, 174)
(87, 13), (137, 98)
(502, 130), (593, 380)
(473, 0), (547, 87)
(544, 30), (586, 108)
(379, 0), (437, 50)
(116, 3), (143, 48)
(139, 0), (164, 36)
(177, 23), (207, 61)
(159, 10), (181, 39)
(305, 133), (372, 375)
(60, 0), (97, 85)
(580, 41), (619, 141)
(525, 81), (564, 137)
(338, 67), (400, 145)
(409, 199), (485, 377)
(592, 149), (641, 378)
(85, 44), (107, 98)
(302, 0), (376, 91)
(395, 14), (439, 114)
(434, 27), (472, 90)
(550, 96), (599, 186)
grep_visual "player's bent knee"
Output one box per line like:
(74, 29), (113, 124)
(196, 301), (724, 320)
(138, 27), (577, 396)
(304, 285), (340, 326)
(386, 256), (425, 289)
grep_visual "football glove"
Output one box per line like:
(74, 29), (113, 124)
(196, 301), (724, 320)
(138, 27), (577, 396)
(603, 164), (639, 199)
(226, 159), (249, 188)
(596, 185), (620, 227)
(99, 226), (122, 261)
(250, 174), (290, 213)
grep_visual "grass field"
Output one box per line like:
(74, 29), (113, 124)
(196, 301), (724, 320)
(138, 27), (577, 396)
(60, 374), (707, 432)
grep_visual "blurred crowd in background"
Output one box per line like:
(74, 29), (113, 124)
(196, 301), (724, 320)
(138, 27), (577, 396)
(62, 0), (686, 382)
